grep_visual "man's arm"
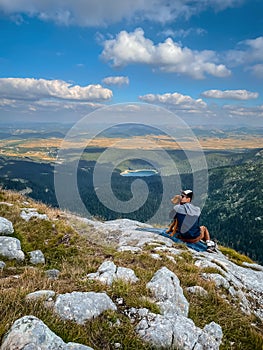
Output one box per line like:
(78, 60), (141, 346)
(169, 195), (181, 219)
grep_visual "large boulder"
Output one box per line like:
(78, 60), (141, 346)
(147, 266), (189, 317)
(0, 315), (93, 350)
(54, 291), (117, 324)
(0, 236), (25, 261)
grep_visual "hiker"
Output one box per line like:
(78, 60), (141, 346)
(169, 190), (216, 251)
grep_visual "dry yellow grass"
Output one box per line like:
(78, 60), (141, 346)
(0, 134), (262, 161)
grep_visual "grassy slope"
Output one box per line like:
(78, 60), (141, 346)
(0, 189), (263, 349)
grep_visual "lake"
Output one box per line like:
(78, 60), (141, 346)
(120, 169), (158, 177)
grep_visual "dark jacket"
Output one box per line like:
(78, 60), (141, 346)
(169, 203), (201, 239)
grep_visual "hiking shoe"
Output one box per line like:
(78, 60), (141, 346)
(206, 240), (217, 252)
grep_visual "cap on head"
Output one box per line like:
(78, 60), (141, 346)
(181, 189), (193, 200)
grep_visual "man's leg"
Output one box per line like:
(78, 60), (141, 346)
(200, 226), (210, 241)
(200, 226), (217, 251)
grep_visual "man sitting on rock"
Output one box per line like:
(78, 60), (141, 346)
(169, 190), (216, 252)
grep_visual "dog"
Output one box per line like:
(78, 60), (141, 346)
(166, 194), (180, 237)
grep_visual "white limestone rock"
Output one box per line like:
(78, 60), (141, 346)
(26, 290), (56, 301)
(194, 252), (263, 321)
(87, 260), (139, 285)
(146, 266), (189, 317)
(0, 217), (14, 235)
(201, 273), (230, 289)
(136, 312), (222, 350)
(45, 269), (60, 279)
(20, 208), (48, 221)
(29, 249), (45, 264)
(54, 291), (117, 324)
(186, 286), (208, 297)
(0, 315), (93, 350)
(0, 236), (25, 261)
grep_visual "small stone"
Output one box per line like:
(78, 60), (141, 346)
(186, 286), (208, 297)
(45, 269), (60, 279)
(26, 290), (55, 301)
(20, 209), (48, 222)
(116, 298), (124, 305)
(150, 253), (162, 260)
(0, 261), (6, 269)
(29, 250), (45, 265)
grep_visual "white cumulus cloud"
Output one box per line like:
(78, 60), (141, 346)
(102, 76), (129, 86)
(225, 36), (263, 77)
(0, 78), (112, 102)
(0, 0), (244, 26)
(201, 89), (259, 100)
(242, 36), (263, 62)
(101, 28), (231, 79)
(139, 92), (207, 110)
(248, 63), (263, 77)
(223, 104), (263, 118)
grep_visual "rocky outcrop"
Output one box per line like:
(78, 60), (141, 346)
(1, 207), (263, 349)
(136, 313), (222, 349)
(79, 217), (263, 324)
(135, 267), (222, 349)
(194, 254), (263, 321)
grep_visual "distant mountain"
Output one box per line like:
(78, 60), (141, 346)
(0, 131), (65, 139)
(13, 131), (66, 139)
(0, 122), (70, 139)
(192, 126), (263, 138)
(98, 123), (165, 138)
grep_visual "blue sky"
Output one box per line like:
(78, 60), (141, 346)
(0, 0), (263, 127)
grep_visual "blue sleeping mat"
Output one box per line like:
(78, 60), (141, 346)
(136, 227), (208, 252)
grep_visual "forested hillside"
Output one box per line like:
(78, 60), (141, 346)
(0, 148), (262, 263)
(202, 149), (263, 263)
